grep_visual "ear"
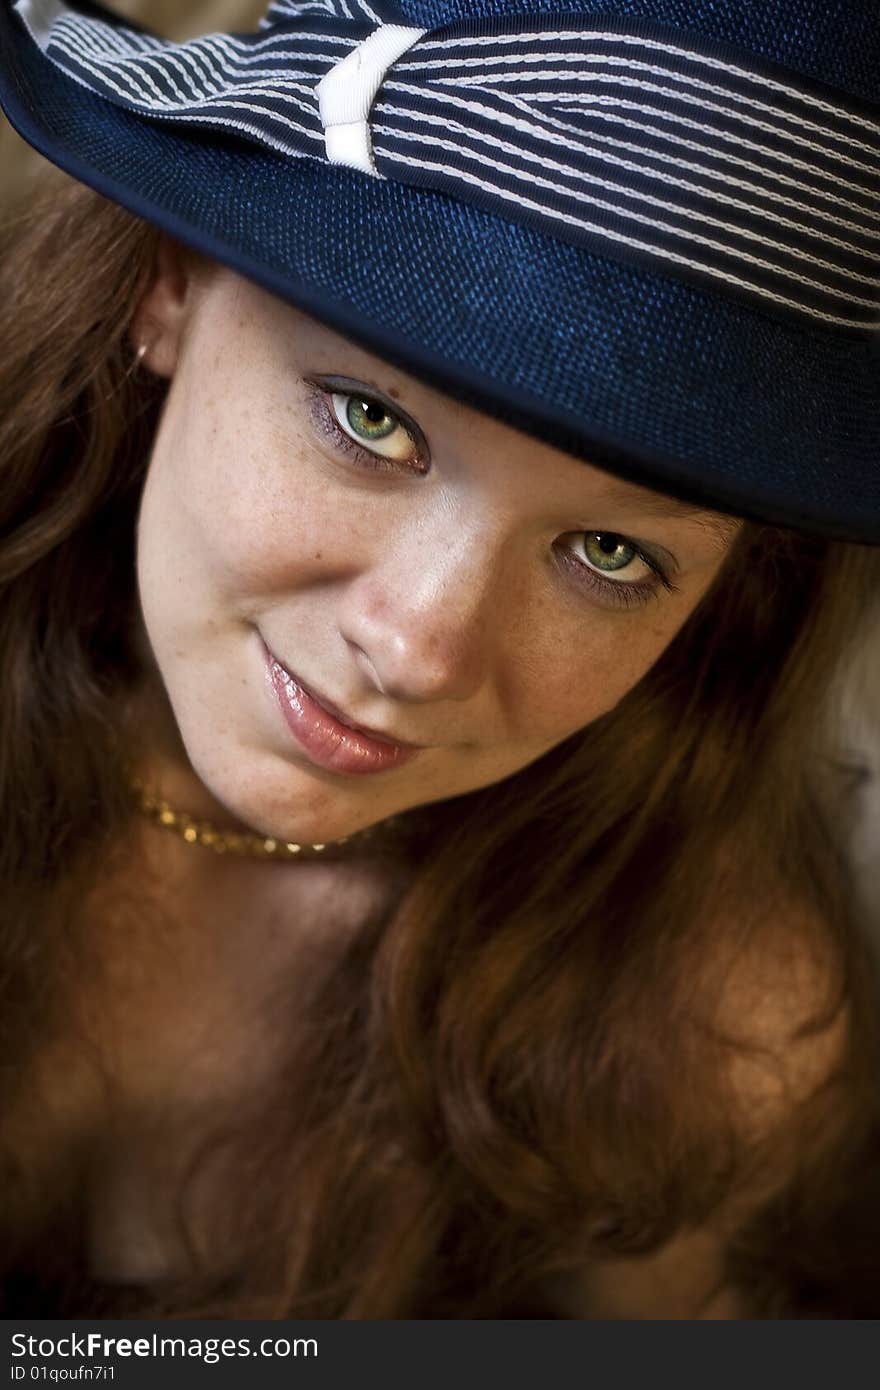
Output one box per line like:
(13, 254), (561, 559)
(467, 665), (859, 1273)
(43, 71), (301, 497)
(129, 234), (199, 379)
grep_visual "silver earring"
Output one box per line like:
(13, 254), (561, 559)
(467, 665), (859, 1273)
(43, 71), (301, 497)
(135, 343), (149, 365)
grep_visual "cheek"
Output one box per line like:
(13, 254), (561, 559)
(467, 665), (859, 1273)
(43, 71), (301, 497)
(137, 389), (356, 619)
(517, 598), (698, 747)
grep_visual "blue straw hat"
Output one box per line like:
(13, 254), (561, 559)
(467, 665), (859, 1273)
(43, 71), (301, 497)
(1, 0), (879, 543)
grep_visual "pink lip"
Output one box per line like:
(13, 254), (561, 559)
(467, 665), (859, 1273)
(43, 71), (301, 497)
(263, 642), (422, 776)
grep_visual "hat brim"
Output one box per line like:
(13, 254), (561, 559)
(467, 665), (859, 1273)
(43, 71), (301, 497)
(1, 0), (878, 544)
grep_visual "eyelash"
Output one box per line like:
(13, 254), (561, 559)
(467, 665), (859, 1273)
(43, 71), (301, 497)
(306, 383), (429, 475)
(306, 384), (679, 610)
(555, 541), (675, 609)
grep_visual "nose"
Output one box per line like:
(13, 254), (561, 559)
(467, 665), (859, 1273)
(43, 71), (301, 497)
(338, 518), (511, 705)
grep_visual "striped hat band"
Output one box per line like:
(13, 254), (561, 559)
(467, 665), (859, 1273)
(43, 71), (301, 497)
(15, 0), (880, 335)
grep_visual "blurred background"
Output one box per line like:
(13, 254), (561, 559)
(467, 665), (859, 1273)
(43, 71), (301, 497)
(2, 0), (879, 932)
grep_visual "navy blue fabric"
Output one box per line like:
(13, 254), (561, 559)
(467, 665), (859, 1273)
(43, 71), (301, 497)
(371, 16), (880, 332)
(26, 2), (880, 333)
(1, 0), (879, 543)
(397, 0), (880, 106)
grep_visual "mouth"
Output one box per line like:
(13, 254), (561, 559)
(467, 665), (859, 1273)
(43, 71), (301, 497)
(261, 639), (425, 776)
(293, 672), (426, 749)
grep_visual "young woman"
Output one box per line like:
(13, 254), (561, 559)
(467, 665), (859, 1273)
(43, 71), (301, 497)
(0, 0), (879, 1319)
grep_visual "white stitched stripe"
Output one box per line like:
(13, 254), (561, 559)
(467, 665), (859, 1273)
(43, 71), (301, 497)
(383, 75), (880, 222)
(403, 52), (879, 164)
(436, 51), (878, 165)
(46, 31), (326, 138)
(497, 90), (880, 227)
(374, 97), (880, 263)
(400, 29), (880, 136)
(426, 69), (880, 180)
(49, 32), (323, 118)
(522, 88), (880, 196)
(375, 145), (877, 327)
(47, 21), (337, 116)
(381, 84), (880, 239)
(372, 124), (880, 303)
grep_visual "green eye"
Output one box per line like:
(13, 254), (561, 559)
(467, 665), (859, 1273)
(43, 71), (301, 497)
(582, 533), (640, 574)
(557, 530), (675, 610)
(328, 391), (419, 466)
(344, 396), (398, 442)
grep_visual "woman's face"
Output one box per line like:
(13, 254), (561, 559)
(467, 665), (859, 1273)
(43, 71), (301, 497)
(132, 247), (741, 845)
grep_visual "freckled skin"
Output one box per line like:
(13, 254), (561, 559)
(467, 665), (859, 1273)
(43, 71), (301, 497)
(128, 246), (739, 848)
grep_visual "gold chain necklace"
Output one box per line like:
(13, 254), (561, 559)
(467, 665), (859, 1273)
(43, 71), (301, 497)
(130, 777), (399, 861)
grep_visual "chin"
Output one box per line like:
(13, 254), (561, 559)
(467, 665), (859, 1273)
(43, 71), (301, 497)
(194, 746), (386, 847)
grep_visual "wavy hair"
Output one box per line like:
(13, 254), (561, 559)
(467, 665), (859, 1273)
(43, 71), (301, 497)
(2, 172), (880, 1319)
